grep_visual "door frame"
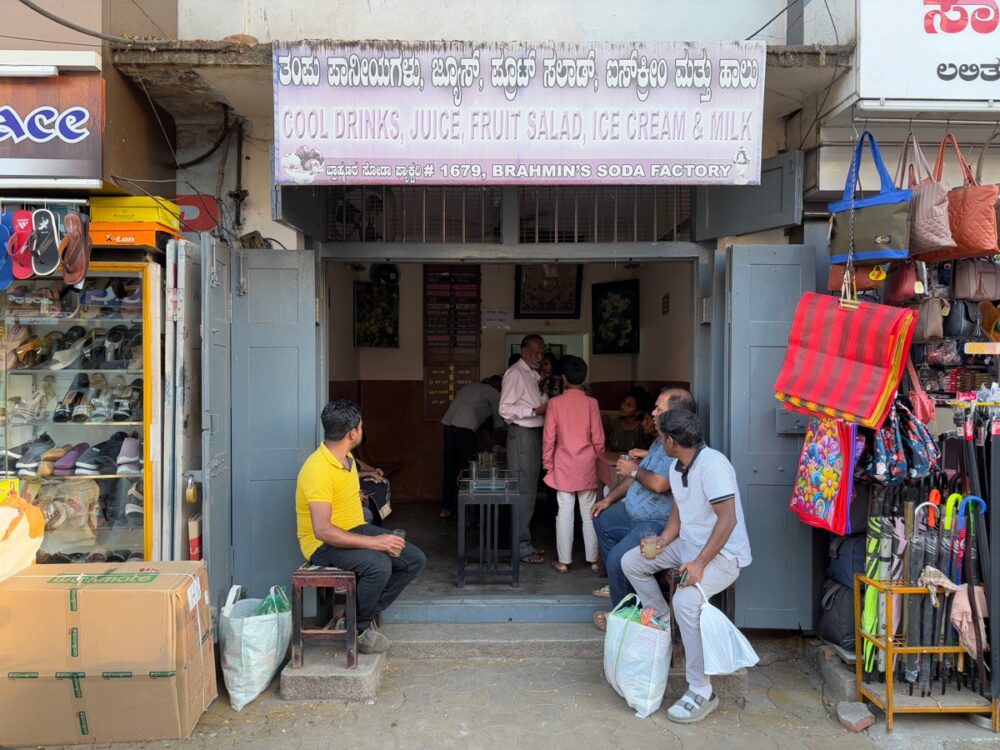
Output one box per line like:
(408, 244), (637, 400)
(316, 241), (714, 442)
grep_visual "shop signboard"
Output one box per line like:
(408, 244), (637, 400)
(859, 1), (1000, 101)
(0, 73), (103, 188)
(273, 41), (766, 186)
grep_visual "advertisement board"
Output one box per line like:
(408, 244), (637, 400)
(273, 41), (766, 186)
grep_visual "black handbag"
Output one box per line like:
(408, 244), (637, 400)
(817, 579), (855, 651)
(942, 299), (981, 338)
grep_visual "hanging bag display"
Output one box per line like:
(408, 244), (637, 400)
(920, 133), (999, 261)
(974, 128), (1000, 234)
(952, 259), (1000, 301)
(895, 132), (955, 255)
(789, 417), (857, 535)
(942, 299), (981, 338)
(910, 297), (946, 342)
(828, 130), (912, 265)
(858, 406), (909, 485)
(774, 291), (917, 429)
(826, 263), (887, 292)
(884, 261), (926, 306)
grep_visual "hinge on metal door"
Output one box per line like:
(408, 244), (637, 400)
(315, 297), (320, 326)
(700, 296), (714, 325)
(167, 288), (183, 321)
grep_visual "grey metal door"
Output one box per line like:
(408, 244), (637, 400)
(202, 236), (232, 619)
(231, 250), (317, 597)
(728, 244), (815, 630)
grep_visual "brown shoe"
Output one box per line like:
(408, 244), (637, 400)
(593, 610), (608, 632)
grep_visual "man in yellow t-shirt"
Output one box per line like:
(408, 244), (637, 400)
(295, 400), (425, 654)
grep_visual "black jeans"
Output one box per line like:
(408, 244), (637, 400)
(442, 425), (478, 514)
(310, 524), (426, 630)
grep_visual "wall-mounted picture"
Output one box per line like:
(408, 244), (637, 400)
(592, 279), (640, 354)
(514, 264), (583, 319)
(354, 281), (400, 347)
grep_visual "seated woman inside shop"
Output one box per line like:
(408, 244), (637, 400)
(605, 387), (654, 454)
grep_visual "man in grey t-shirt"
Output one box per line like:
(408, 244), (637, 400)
(622, 409), (752, 725)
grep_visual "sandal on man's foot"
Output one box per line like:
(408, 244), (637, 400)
(590, 562), (601, 574)
(592, 584), (610, 598)
(666, 690), (719, 724)
(551, 561), (570, 573)
(593, 611), (608, 631)
(519, 552), (544, 564)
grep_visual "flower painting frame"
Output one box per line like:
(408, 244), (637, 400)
(592, 279), (639, 354)
(354, 281), (400, 348)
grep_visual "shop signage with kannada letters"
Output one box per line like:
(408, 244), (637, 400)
(273, 41), (765, 186)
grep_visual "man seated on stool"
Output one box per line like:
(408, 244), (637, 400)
(295, 400), (426, 654)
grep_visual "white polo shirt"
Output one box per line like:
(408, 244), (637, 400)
(669, 445), (752, 567)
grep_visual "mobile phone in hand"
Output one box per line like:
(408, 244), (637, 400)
(678, 570), (689, 586)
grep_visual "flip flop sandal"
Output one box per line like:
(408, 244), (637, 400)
(90, 389), (114, 422)
(104, 325), (127, 367)
(0, 212), (12, 291)
(35, 286), (59, 318)
(60, 212), (91, 286)
(71, 388), (97, 422)
(593, 611), (608, 632)
(666, 691), (719, 725)
(113, 378), (142, 422)
(8, 210), (33, 280)
(54, 374), (89, 422)
(592, 585), (611, 598)
(28, 208), (60, 276)
(7, 285), (34, 317)
(519, 552), (545, 564)
(551, 561), (570, 573)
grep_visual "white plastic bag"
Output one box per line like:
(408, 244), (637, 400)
(697, 583), (759, 675)
(603, 594), (673, 718)
(220, 585), (292, 711)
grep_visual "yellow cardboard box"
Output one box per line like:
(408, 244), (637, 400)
(90, 197), (181, 231)
(0, 561), (217, 746)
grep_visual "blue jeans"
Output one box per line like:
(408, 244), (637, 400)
(594, 501), (665, 607)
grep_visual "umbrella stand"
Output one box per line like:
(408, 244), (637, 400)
(961, 497), (988, 695)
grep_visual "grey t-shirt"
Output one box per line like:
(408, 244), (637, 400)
(668, 445), (752, 567)
(441, 382), (501, 432)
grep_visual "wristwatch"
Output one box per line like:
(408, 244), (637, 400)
(630, 468), (639, 480)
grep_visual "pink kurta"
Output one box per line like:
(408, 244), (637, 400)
(542, 389), (606, 492)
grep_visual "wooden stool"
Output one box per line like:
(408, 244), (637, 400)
(291, 564), (358, 669)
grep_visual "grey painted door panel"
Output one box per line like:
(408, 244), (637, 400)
(729, 244), (815, 630)
(231, 250), (316, 597)
(202, 236), (232, 618)
(694, 151), (803, 240)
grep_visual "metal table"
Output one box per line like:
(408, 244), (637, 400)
(457, 469), (519, 587)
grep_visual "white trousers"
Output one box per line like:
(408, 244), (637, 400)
(555, 489), (598, 565)
(621, 540), (740, 691)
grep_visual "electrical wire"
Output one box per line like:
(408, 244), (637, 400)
(745, 0), (799, 40)
(177, 105), (233, 169)
(797, 0), (842, 150)
(0, 32), (101, 47)
(16, 0), (166, 46)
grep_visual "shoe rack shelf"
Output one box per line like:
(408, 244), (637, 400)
(853, 575), (1000, 733)
(3, 261), (161, 563)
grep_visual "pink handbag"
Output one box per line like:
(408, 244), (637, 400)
(906, 358), (936, 425)
(953, 259), (1000, 301)
(884, 262), (920, 306)
(895, 132), (954, 255)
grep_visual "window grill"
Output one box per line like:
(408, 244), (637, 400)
(517, 186), (692, 243)
(323, 185), (691, 243)
(325, 186), (503, 243)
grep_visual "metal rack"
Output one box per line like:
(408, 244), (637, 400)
(853, 574), (999, 732)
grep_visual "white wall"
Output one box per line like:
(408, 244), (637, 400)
(637, 261), (694, 384)
(179, 0), (856, 44)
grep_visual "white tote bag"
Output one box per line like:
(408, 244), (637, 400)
(696, 583), (759, 675)
(220, 585), (292, 711)
(603, 594), (673, 718)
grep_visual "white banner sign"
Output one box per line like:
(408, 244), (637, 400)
(860, 1), (1000, 101)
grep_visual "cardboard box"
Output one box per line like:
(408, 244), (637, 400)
(90, 197), (182, 231)
(0, 562), (217, 746)
(89, 221), (179, 249)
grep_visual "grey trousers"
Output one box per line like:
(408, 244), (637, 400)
(621, 540), (740, 691)
(507, 424), (541, 556)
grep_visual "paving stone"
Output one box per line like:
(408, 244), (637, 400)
(838, 701), (876, 733)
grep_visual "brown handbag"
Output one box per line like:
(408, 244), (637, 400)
(895, 132), (954, 255)
(826, 264), (887, 292)
(905, 358), (936, 425)
(920, 133), (999, 261)
(910, 297), (946, 342)
(953, 259), (1000, 301)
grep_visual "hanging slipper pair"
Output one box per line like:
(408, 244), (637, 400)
(0, 211), (13, 291)
(7, 208), (61, 279)
(59, 212), (91, 287)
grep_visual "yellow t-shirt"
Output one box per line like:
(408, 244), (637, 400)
(295, 444), (366, 560)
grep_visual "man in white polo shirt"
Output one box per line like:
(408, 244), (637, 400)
(621, 409), (752, 725)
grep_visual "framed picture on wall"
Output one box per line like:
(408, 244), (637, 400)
(592, 279), (640, 354)
(354, 281), (400, 347)
(514, 264), (583, 319)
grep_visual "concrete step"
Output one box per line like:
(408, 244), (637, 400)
(280, 647), (386, 702)
(384, 622), (604, 658)
(383, 594), (607, 624)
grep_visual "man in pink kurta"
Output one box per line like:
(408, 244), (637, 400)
(542, 356), (606, 571)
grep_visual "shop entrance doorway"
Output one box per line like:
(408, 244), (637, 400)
(323, 259), (698, 599)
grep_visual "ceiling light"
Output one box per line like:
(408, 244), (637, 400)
(0, 65), (59, 78)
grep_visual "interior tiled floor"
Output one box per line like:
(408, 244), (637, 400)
(388, 497), (607, 597)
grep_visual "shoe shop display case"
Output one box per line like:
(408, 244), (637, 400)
(2, 261), (162, 563)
